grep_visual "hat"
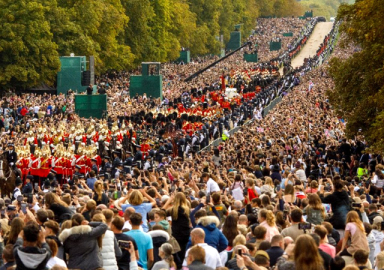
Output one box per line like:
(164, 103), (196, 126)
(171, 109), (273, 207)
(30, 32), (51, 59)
(295, 162), (301, 168)
(8, 143), (14, 147)
(44, 180), (51, 187)
(373, 216), (384, 225)
(161, 195), (170, 203)
(353, 197), (362, 203)
(113, 151), (120, 154)
(75, 165), (81, 169)
(118, 162), (123, 166)
(91, 158), (97, 162)
(125, 151), (131, 154)
(104, 156), (110, 160)
(79, 174), (85, 178)
(15, 177), (22, 186)
(255, 250), (270, 260)
(26, 175), (34, 180)
(50, 169), (57, 174)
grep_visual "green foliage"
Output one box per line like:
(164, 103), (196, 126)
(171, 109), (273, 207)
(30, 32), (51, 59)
(0, 0), (313, 89)
(299, 0), (352, 19)
(327, 0), (384, 152)
(0, 0), (60, 90)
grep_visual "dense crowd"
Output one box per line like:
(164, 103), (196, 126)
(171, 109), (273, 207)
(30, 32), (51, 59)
(0, 16), (379, 270)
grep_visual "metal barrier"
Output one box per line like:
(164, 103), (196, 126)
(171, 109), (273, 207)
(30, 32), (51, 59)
(262, 96), (282, 117)
(199, 94), (285, 153)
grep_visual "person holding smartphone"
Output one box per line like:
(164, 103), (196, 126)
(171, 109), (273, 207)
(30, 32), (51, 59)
(111, 216), (139, 270)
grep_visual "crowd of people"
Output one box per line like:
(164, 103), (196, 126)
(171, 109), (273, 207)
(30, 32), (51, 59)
(0, 15), (379, 270)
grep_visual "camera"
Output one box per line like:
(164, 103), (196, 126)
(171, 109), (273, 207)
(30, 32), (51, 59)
(298, 222), (311, 230)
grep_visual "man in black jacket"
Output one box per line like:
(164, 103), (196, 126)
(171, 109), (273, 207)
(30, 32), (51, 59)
(14, 222), (51, 270)
(4, 143), (17, 169)
(266, 235), (284, 267)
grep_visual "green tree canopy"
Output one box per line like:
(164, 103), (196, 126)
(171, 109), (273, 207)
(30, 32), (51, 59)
(0, 0), (60, 90)
(327, 0), (384, 152)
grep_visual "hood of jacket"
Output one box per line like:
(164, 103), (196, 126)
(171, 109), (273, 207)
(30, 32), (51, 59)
(148, 230), (170, 241)
(197, 216), (219, 231)
(17, 248), (49, 269)
(158, 220), (170, 231)
(58, 225), (92, 243)
(371, 229), (384, 243)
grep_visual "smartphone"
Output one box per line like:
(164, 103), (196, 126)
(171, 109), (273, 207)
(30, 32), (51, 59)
(27, 194), (33, 204)
(118, 240), (131, 249)
(352, 202), (361, 208)
(298, 222), (311, 230)
(88, 192), (93, 198)
(34, 183), (39, 192)
(206, 193), (210, 204)
(21, 203), (27, 214)
(275, 185), (281, 192)
(237, 249), (242, 256)
(17, 196), (23, 202)
(1, 209), (4, 216)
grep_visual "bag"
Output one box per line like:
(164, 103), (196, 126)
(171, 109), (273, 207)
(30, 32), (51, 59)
(167, 236), (181, 253)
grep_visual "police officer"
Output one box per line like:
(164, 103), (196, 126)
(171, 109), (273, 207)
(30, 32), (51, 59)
(156, 141), (165, 163)
(73, 165), (82, 179)
(13, 177), (22, 200)
(177, 136), (186, 160)
(5, 143), (17, 169)
(91, 159), (99, 175)
(23, 175), (34, 194)
(114, 162), (123, 179)
(112, 151), (121, 177)
(134, 145), (143, 169)
(103, 156), (112, 175)
(123, 152), (133, 174)
(165, 139), (173, 156)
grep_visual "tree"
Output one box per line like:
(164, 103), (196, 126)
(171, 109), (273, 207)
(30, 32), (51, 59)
(0, 0), (60, 90)
(327, 0), (384, 152)
(121, 0), (155, 65)
(54, 0), (134, 73)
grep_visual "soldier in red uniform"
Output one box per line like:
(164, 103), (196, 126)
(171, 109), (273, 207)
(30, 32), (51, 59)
(53, 151), (65, 185)
(39, 152), (52, 180)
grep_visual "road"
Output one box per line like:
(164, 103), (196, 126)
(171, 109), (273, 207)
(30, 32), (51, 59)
(291, 22), (334, 68)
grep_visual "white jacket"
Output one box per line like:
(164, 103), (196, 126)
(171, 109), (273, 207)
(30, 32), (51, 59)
(100, 230), (120, 270)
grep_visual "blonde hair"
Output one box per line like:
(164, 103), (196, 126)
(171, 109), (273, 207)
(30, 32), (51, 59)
(86, 199), (97, 211)
(259, 209), (276, 227)
(129, 190), (144, 205)
(246, 178), (255, 187)
(376, 251), (384, 269)
(265, 177), (274, 187)
(171, 192), (190, 220)
(346, 211), (365, 233)
(94, 180), (104, 201)
(92, 213), (106, 223)
(60, 220), (72, 233)
(233, 234), (246, 246)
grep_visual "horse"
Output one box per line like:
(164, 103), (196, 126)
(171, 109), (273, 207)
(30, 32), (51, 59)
(0, 154), (16, 198)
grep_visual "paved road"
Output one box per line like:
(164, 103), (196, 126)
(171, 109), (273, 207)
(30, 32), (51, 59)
(291, 22), (334, 68)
